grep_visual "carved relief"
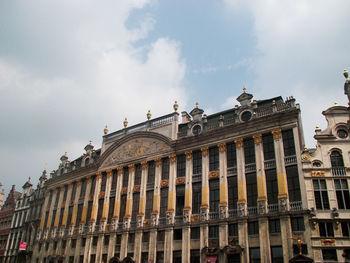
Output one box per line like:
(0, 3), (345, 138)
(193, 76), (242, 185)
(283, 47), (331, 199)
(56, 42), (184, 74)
(151, 213), (159, 226)
(169, 154), (176, 163)
(234, 139), (243, 148)
(166, 211), (174, 225)
(219, 205), (228, 219)
(209, 171), (219, 179)
(99, 192), (105, 198)
(183, 209), (191, 223)
(278, 197), (288, 212)
(133, 185), (140, 192)
(200, 207), (209, 221)
(185, 151), (192, 159)
(161, 180), (168, 188)
(137, 215), (143, 228)
(272, 129), (282, 139)
(123, 218), (130, 229)
(155, 158), (162, 167)
(218, 143), (226, 152)
(321, 239), (336, 246)
(117, 167), (123, 175)
(201, 147), (209, 157)
(301, 152), (311, 162)
(253, 134), (262, 144)
(176, 177), (185, 184)
(120, 187), (128, 195)
(237, 202), (246, 217)
(191, 214), (200, 223)
(311, 171), (325, 177)
(102, 138), (172, 168)
(258, 200), (267, 215)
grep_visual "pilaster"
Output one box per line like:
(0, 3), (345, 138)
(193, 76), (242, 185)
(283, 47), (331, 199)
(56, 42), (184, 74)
(70, 180), (82, 227)
(138, 162), (148, 227)
(62, 184), (73, 227)
(166, 154), (176, 224)
(182, 226), (190, 263)
(125, 164), (135, 227)
(200, 147), (209, 221)
(280, 216), (293, 262)
(151, 158), (162, 226)
(258, 217), (271, 263)
(149, 229), (157, 263)
(39, 191), (50, 231)
(120, 233), (129, 259)
(54, 187), (64, 230)
(134, 230), (142, 263)
(218, 143), (228, 219)
(46, 190), (57, 230)
(101, 170), (113, 230)
(238, 220), (249, 263)
(184, 151), (192, 223)
(81, 177), (92, 225)
(164, 229), (173, 263)
(112, 167), (123, 228)
(235, 139), (247, 216)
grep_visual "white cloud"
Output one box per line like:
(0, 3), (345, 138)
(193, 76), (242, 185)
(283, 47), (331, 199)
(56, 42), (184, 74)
(224, 0), (350, 147)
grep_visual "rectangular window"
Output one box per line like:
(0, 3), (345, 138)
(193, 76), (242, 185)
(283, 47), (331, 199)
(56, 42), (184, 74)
(90, 255), (96, 263)
(119, 195), (127, 219)
(100, 174), (107, 192)
(322, 249), (337, 261)
(141, 252), (148, 263)
(335, 179), (350, 209)
(55, 188), (60, 207)
(76, 204), (83, 225)
(192, 182), (201, 214)
(116, 234), (122, 245)
(282, 129), (296, 156)
(226, 142), (237, 168)
(80, 179), (87, 198)
(174, 229), (182, 240)
(90, 176), (96, 196)
(92, 236), (98, 246)
(249, 247), (261, 263)
(191, 227), (200, 240)
(271, 246), (283, 263)
(104, 235), (109, 246)
(177, 154), (186, 178)
(319, 222), (334, 237)
(248, 221), (259, 235)
(108, 196), (115, 224)
(227, 175), (238, 210)
(63, 185), (68, 202)
(128, 233), (135, 244)
(246, 172), (257, 207)
(190, 250), (200, 263)
(132, 193), (140, 221)
(86, 201), (93, 223)
(142, 232), (150, 243)
(71, 182), (77, 201)
(209, 179), (220, 212)
(269, 219), (281, 234)
(122, 167), (129, 188)
(342, 221), (350, 237)
(244, 138), (255, 164)
(266, 169), (278, 204)
(67, 206), (73, 226)
(145, 190), (154, 219)
(51, 210), (56, 228)
(161, 158), (170, 180)
(176, 185), (185, 216)
(209, 225), (219, 239)
(157, 231), (165, 242)
(81, 238), (86, 247)
(71, 239), (76, 248)
(160, 188), (168, 217)
(156, 252), (164, 263)
(97, 199), (104, 223)
(79, 256), (84, 263)
(59, 208), (64, 226)
(209, 147), (219, 171)
(48, 190), (53, 207)
(228, 223), (238, 237)
(111, 170), (118, 191)
(134, 164), (142, 186)
(263, 133), (275, 160)
(192, 150), (202, 175)
(148, 161), (156, 186)
(286, 165), (301, 202)
(313, 179), (330, 210)
(291, 217), (305, 232)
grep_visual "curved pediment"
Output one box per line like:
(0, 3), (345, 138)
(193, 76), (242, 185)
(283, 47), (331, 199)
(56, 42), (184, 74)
(99, 131), (174, 170)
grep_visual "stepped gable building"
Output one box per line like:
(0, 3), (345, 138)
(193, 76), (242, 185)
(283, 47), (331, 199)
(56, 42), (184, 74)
(34, 90), (310, 263)
(0, 186), (21, 262)
(301, 98), (350, 259)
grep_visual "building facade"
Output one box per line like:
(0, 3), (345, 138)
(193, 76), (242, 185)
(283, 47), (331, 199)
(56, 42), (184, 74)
(0, 186), (21, 262)
(33, 91), (311, 263)
(302, 102), (350, 262)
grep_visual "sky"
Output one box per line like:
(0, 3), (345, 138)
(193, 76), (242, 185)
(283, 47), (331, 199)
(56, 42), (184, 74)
(0, 0), (349, 196)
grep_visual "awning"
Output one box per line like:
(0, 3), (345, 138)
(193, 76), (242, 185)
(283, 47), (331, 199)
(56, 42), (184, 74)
(205, 255), (218, 263)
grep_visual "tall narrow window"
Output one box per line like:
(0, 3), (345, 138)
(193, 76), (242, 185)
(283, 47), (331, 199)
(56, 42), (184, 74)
(209, 147), (219, 171)
(71, 182), (77, 201)
(313, 179), (330, 210)
(160, 188), (168, 217)
(341, 221), (350, 237)
(209, 179), (220, 212)
(244, 138), (255, 164)
(122, 167), (129, 188)
(176, 185), (185, 216)
(59, 208), (64, 226)
(246, 173), (257, 207)
(209, 226), (219, 239)
(145, 191), (154, 219)
(119, 195), (127, 220)
(67, 206), (73, 226)
(63, 185), (68, 202)
(131, 193), (140, 222)
(51, 210), (56, 228)
(226, 142), (237, 168)
(330, 150), (344, 167)
(266, 169), (278, 204)
(263, 133), (275, 160)
(76, 204), (83, 225)
(319, 222), (334, 237)
(111, 170), (118, 191)
(192, 150), (202, 175)
(108, 197), (115, 224)
(162, 158), (170, 180)
(192, 182), (201, 214)
(271, 246), (283, 263)
(134, 164), (142, 186)
(54, 188), (60, 207)
(90, 176), (96, 196)
(249, 248), (261, 263)
(80, 179), (87, 198)
(148, 161), (155, 186)
(100, 173), (107, 192)
(227, 175), (238, 210)
(48, 190), (53, 208)
(286, 166), (301, 202)
(177, 154), (186, 178)
(97, 199), (104, 223)
(86, 201), (93, 223)
(334, 179), (350, 209)
(282, 129), (296, 156)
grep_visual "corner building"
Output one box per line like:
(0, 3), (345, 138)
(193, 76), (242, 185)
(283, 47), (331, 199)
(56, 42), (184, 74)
(34, 91), (310, 263)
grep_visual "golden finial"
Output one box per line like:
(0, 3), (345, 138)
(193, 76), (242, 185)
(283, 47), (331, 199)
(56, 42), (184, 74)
(173, 100), (179, 112)
(64, 152), (67, 156)
(297, 237), (303, 255)
(243, 86), (246, 93)
(147, 109), (152, 120)
(334, 101), (338, 105)
(89, 140), (92, 145)
(344, 69), (349, 80)
(104, 125), (108, 135)
(123, 118), (128, 128)
(195, 102), (199, 108)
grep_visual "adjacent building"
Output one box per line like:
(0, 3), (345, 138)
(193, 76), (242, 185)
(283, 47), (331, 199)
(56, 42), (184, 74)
(0, 186), (21, 262)
(32, 89), (312, 263)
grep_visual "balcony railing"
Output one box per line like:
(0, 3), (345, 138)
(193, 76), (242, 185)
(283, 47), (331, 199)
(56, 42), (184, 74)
(290, 201), (302, 211)
(264, 159), (276, 169)
(245, 163), (256, 173)
(247, 207), (258, 216)
(332, 167), (346, 176)
(228, 209), (237, 218)
(285, 155), (297, 166)
(268, 203), (279, 213)
(159, 217), (166, 226)
(130, 221), (136, 229)
(209, 211), (219, 220)
(118, 222), (123, 229)
(227, 167), (237, 176)
(174, 216), (183, 224)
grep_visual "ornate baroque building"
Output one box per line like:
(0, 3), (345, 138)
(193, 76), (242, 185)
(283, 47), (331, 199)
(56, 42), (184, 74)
(33, 90), (310, 263)
(0, 186), (21, 262)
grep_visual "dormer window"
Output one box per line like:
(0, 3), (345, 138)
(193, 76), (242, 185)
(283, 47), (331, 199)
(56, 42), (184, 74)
(337, 129), (348, 139)
(241, 111), (252, 122)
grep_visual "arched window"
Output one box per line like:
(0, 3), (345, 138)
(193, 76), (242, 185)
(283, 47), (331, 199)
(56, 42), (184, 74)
(330, 151), (344, 168)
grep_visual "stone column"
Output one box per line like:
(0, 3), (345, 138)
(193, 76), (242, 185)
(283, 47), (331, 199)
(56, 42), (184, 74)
(125, 164), (135, 228)
(112, 167), (123, 229)
(238, 220), (249, 263)
(38, 191), (50, 233)
(149, 229), (158, 263)
(151, 158), (162, 227)
(90, 173), (102, 228)
(134, 229), (142, 263)
(120, 233), (129, 259)
(53, 187), (64, 236)
(280, 216), (293, 262)
(218, 143), (228, 219)
(46, 190), (57, 231)
(183, 151), (192, 223)
(137, 162), (148, 228)
(182, 226), (191, 263)
(62, 184), (73, 228)
(81, 177), (92, 227)
(166, 154), (176, 225)
(200, 147), (209, 221)
(73, 238), (81, 263)
(70, 181), (82, 232)
(101, 169), (113, 231)
(258, 217), (271, 263)
(96, 235), (104, 263)
(235, 139), (246, 216)
(219, 222), (228, 263)
(108, 233), (116, 260)
(164, 228), (173, 263)
(84, 236), (93, 263)
(272, 129), (289, 211)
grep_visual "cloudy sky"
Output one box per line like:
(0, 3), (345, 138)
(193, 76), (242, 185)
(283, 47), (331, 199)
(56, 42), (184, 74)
(0, 0), (349, 196)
